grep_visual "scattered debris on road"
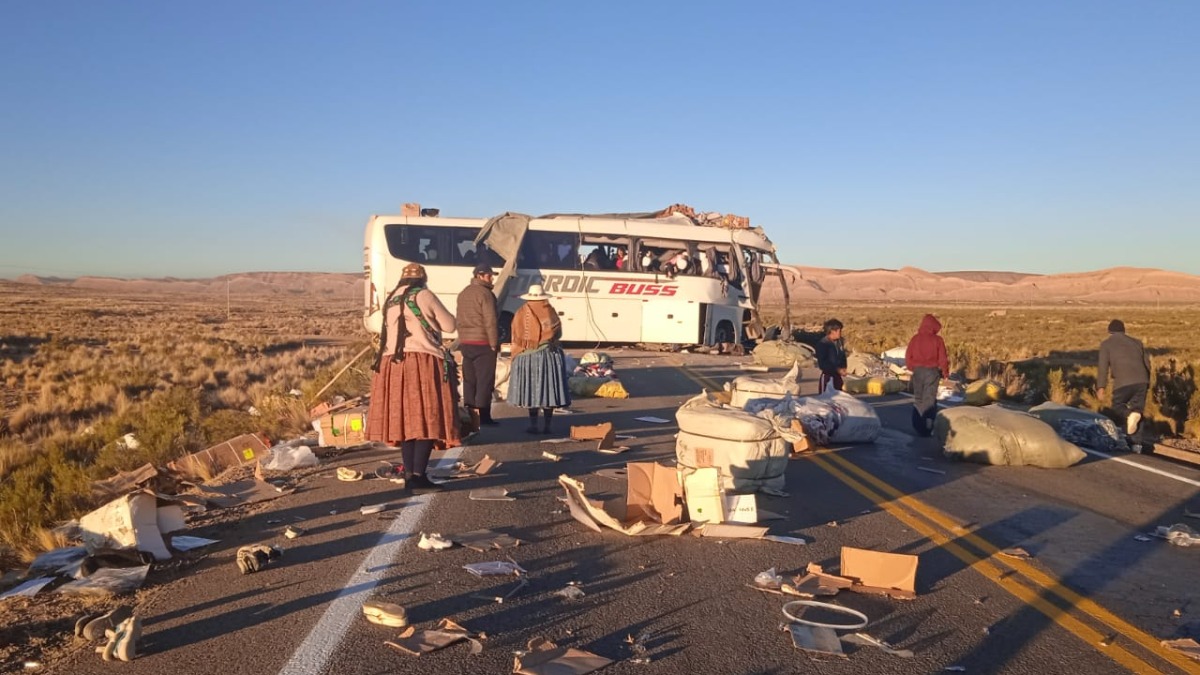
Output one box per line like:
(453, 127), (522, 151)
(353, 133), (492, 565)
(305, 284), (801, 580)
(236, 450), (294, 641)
(384, 618), (483, 656)
(362, 599), (408, 628)
(470, 488), (516, 502)
(513, 636), (612, 674)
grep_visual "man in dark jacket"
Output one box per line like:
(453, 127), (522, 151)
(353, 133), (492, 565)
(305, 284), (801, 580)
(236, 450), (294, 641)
(905, 314), (950, 436)
(816, 319), (847, 393)
(1097, 319), (1151, 437)
(456, 264), (501, 427)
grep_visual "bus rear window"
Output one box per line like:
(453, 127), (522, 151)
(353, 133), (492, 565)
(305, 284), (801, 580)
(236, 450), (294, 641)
(384, 225), (505, 267)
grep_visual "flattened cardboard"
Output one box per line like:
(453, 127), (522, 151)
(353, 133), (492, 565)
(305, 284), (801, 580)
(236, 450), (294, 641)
(683, 468), (723, 524)
(514, 637), (613, 675)
(626, 462), (683, 525)
(698, 523), (769, 538)
(840, 546), (918, 599)
(558, 475), (689, 536)
(384, 618), (471, 656)
(570, 422), (616, 450)
(197, 479), (293, 509)
(168, 433), (270, 481)
(723, 493), (758, 524)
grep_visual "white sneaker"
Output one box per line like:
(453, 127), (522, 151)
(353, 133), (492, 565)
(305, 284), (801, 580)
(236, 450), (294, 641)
(1127, 412), (1142, 436)
(417, 532), (453, 551)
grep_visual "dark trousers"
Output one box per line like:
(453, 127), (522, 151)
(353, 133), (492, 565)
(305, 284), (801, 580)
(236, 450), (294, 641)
(910, 367), (941, 436)
(400, 439), (434, 477)
(1112, 383), (1148, 419)
(461, 344), (498, 410)
(818, 371), (844, 393)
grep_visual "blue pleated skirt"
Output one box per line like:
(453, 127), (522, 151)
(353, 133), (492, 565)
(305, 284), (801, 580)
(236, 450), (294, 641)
(508, 348), (572, 409)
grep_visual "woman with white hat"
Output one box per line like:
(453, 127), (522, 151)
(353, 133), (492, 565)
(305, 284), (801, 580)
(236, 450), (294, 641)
(366, 262), (460, 492)
(507, 283), (571, 434)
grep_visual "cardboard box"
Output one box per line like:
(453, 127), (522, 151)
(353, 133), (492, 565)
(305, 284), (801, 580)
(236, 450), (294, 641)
(168, 433), (270, 481)
(626, 462), (683, 525)
(839, 546), (918, 600)
(79, 491), (187, 561)
(315, 405), (369, 447)
(402, 202), (422, 217)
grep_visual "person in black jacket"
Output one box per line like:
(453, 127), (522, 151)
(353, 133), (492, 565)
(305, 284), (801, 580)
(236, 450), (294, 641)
(816, 319), (847, 393)
(1096, 319), (1152, 437)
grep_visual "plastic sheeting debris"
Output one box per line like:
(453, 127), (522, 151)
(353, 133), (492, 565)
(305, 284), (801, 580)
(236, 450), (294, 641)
(463, 561), (526, 577)
(57, 565), (150, 597)
(265, 445), (320, 471)
(171, 536), (219, 552)
(0, 577), (55, 600)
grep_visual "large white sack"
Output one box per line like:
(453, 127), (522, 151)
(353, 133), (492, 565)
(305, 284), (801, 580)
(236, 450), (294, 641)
(820, 390), (882, 443)
(936, 405), (1086, 468)
(728, 363), (802, 409)
(752, 340), (816, 368)
(676, 391), (779, 442)
(676, 432), (788, 493)
(675, 392), (788, 493)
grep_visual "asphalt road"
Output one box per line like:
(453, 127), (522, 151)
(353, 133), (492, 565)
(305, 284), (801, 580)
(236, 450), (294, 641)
(52, 350), (1200, 675)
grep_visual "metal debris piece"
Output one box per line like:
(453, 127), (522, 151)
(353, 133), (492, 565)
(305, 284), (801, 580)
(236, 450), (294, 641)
(999, 547), (1032, 560)
(841, 632), (914, 658)
(553, 585), (586, 601)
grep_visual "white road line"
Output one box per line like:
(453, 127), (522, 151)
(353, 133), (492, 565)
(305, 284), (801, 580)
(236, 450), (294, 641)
(278, 447), (463, 675)
(1079, 447), (1200, 488)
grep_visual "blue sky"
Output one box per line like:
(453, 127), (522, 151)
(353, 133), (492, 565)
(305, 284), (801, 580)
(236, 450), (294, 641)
(2, 1), (1198, 278)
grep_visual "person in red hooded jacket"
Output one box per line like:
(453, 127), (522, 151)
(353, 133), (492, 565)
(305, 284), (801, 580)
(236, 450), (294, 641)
(905, 314), (949, 436)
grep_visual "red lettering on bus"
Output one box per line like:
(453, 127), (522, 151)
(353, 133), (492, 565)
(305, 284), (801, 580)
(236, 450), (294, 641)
(606, 283), (679, 297)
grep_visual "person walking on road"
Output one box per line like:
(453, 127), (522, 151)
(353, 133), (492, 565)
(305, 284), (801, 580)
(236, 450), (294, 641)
(507, 284), (571, 434)
(816, 319), (848, 393)
(366, 263), (460, 493)
(456, 263), (501, 429)
(1097, 319), (1152, 438)
(905, 314), (950, 437)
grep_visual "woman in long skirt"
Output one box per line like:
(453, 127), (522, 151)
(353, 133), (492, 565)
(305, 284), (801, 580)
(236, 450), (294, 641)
(366, 263), (460, 492)
(507, 284), (571, 434)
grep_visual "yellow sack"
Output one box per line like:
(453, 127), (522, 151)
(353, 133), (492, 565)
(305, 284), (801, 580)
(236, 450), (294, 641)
(594, 380), (629, 399)
(844, 377), (906, 395)
(964, 379), (1003, 406)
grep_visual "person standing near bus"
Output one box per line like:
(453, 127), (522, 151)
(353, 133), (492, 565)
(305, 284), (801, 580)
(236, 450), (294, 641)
(366, 263), (460, 493)
(905, 314), (950, 437)
(816, 319), (847, 393)
(1097, 319), (1152, 438)
(507, 284), (572, 434)
(456, 263), (501, 428)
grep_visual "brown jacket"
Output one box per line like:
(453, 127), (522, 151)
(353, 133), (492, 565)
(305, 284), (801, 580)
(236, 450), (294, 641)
(455, 278), (499, 350)
(510, 301), (561, 356)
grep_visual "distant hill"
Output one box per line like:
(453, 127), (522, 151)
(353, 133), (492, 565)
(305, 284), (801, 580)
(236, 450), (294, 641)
(14, 272), (362, 297)
(12, 266), (1200, 303)
(760, 266), (1200, 303)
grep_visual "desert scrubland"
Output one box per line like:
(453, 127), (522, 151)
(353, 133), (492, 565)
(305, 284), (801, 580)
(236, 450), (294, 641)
(4, 277), (1200, 565)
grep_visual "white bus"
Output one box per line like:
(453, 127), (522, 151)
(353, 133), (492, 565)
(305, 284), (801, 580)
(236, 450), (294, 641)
(362, 208), (796, 346)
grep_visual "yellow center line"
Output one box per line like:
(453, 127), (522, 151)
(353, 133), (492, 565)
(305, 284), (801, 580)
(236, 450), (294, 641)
(675, 363), (1198, 674)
